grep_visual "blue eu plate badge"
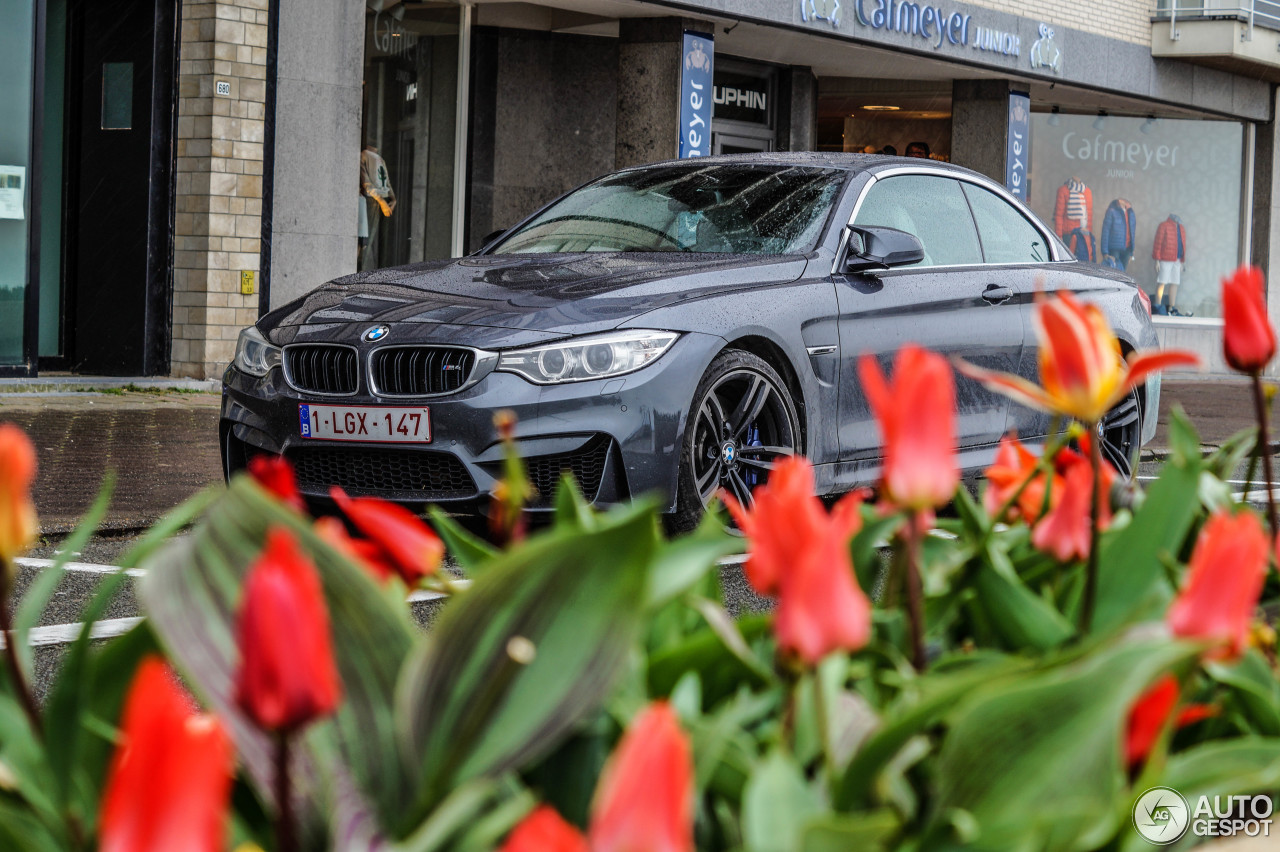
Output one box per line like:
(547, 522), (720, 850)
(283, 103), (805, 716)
(299, 404), (312, 437)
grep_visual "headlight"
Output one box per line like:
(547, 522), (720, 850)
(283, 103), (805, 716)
(497, 330), (679, 384)
(234, 326), (282, 377)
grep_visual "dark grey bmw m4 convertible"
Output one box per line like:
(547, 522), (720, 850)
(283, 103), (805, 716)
(221, 153), (1160, 529)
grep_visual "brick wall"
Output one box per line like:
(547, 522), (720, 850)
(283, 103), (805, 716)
(965, 0), (1151, 46)
(172, 0), (269, 379)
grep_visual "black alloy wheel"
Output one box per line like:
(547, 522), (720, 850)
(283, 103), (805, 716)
(671, 349), (801, 531)
(1098, 388), (1142, 479)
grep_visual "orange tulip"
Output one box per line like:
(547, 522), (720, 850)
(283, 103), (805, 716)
(100, 656), (233, 852)
(235, 527), (342, 731)
(589, 702), (694, 852)
(0, 423), (38, 563)
(499, 806), (589, 852)
(984, 434), (1058, 524)
(858, 345), (959, 512)
(1125, 675), (1215, 768)
(958, 291), (1199, 424)
(1167, 510), (1268, 660)
(248, 454), (305, 513)
(723, 457), (872, 664)
(330, 488), (443, 585)
(1222, 265), (1276, 374)
(1029, 438), (1115, 562)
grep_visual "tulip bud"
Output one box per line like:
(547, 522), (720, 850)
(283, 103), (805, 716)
(0, 423), (38, 565)
(1222, 265), (1276, 374)
(235, 527), (342, 732)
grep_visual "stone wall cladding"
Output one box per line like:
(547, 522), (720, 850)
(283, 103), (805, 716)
(172, 0), (269, 379)
(964, 0), (1151, 47)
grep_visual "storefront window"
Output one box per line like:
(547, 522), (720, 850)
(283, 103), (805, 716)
(0, 0), (36, 365)
(360, 2), (462, 271)
(1028, 113), (1243, 319)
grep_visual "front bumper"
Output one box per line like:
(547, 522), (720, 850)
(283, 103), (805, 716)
(219, 331), (723, 514)
(1141, 373), (1161, 447)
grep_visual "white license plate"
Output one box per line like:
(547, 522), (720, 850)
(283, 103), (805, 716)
(298, 404), (431, 443)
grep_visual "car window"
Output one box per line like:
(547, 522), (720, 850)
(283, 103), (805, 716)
(961, 183), (1051, 264)
(491, 165), (847, 255)
(852, 175), (982, 268)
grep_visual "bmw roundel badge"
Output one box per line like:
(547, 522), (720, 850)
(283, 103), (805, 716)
(362, 324), (390, 343)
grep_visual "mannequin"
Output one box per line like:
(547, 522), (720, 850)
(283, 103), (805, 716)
(1054, 177), (1092, 239)
(359, 145), (397, 269)
(1101, 198), (1136, 271)
(1152, 214), (1187, 315)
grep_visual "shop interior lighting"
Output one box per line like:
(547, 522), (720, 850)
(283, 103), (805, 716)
(1047, 106), (1061, 127)
(862, 105), (900, 111)
(1140, 115), (1158, 134)
(1092, 110), (1108, 131)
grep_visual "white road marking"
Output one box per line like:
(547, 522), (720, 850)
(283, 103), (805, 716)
(0, 617), (144, 649)
(15, 557), (144, 578)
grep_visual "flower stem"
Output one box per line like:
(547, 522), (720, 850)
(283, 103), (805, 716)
(904, 512), (927, 671)
(1250, 374), (1279, 539)
(0, 560), (41, 738)
(275, 733), (297, 852)
(1080, 426), (1102, 634)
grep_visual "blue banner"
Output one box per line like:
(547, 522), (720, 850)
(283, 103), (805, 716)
(1005, 91), (1030, 200)
(679, 32), (714, 158)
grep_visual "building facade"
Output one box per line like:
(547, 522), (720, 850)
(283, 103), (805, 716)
(3, 0), (1277, 378)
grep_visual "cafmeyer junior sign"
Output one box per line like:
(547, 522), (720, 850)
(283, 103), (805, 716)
(801, 0), (1064, 75)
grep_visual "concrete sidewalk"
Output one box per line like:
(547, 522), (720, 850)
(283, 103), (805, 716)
(0, 379), (1267, 536)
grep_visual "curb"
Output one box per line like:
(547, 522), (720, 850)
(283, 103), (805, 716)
(0, 377), (220, 396)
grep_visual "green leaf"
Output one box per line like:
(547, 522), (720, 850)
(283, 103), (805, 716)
(801, 810), (900, 852)
(647, 515), (740, 609)
(851, 509), (902, 593)
(1092, 452), (1201, 633)
(1206, 650), (1280, 736)
(1166, 406), (1201, 469)
(743, 750), (823, 852)
(398, 501), (654, 819)
(15, 475), (114, 677)
(1161, 737), (1280, 799)
(427, 507), (498, 575)
(553, 473), (596, 530)
(1203, 427), (1256, 482)
(391, 777), (502, 852)
(931, 638), (1200, 852)
(117, 485), (220, 569)
(648, 615), (774, 706)
(971, 542), (1074, 652)
(139, 476), (418, 843)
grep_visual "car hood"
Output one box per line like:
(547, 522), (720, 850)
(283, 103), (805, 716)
(265, 252), (809, 346)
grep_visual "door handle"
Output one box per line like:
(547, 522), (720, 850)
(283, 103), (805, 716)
(981, 285), (1014, 304)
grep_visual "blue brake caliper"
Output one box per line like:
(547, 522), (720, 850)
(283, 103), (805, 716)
(743, 423), (763, 487)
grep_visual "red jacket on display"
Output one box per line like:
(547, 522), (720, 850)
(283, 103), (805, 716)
(1054, 178), (1092, 238)
(1152, 215), (1187, 262)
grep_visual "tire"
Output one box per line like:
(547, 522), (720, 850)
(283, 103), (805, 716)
(1098, 387), (1142, 479)
(669, 349), (802, 532)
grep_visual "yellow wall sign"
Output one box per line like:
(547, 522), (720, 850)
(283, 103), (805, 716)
(240, 270), (255, 296)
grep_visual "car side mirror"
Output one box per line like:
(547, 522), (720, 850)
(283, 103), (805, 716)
(841, 226), (924, 273)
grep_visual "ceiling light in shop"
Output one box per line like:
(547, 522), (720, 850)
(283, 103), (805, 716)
(1092, 110), (1108, 131)
(1047, 106), (1061, 127)
(1141, 116), (1158, 134)
(862, 105), (901, 111)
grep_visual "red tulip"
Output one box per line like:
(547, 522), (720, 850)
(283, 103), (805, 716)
(1125, 675), (1215, 768)
(1029, 438), (1115, 562)
(984, 434), (1057, 524)
(235, 527), (342, 731)
(312, 516), (397, 584)
(330, 488), (443, 585)
(589, 702), (694, 852)
(1168, 510), (1268, 660)
(0, 423), (38, 563)
(724, 457), (872, 663)
(500, 806), (589, 852)
(959, 291), (1199, 424)
(100, 656), (233, 852)
(858, 346), (959, 512)
(248, 454), (305, 512)
(1222, 265), (1276, 374)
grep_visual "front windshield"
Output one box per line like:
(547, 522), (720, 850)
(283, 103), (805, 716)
(491, 164), (846, 255)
